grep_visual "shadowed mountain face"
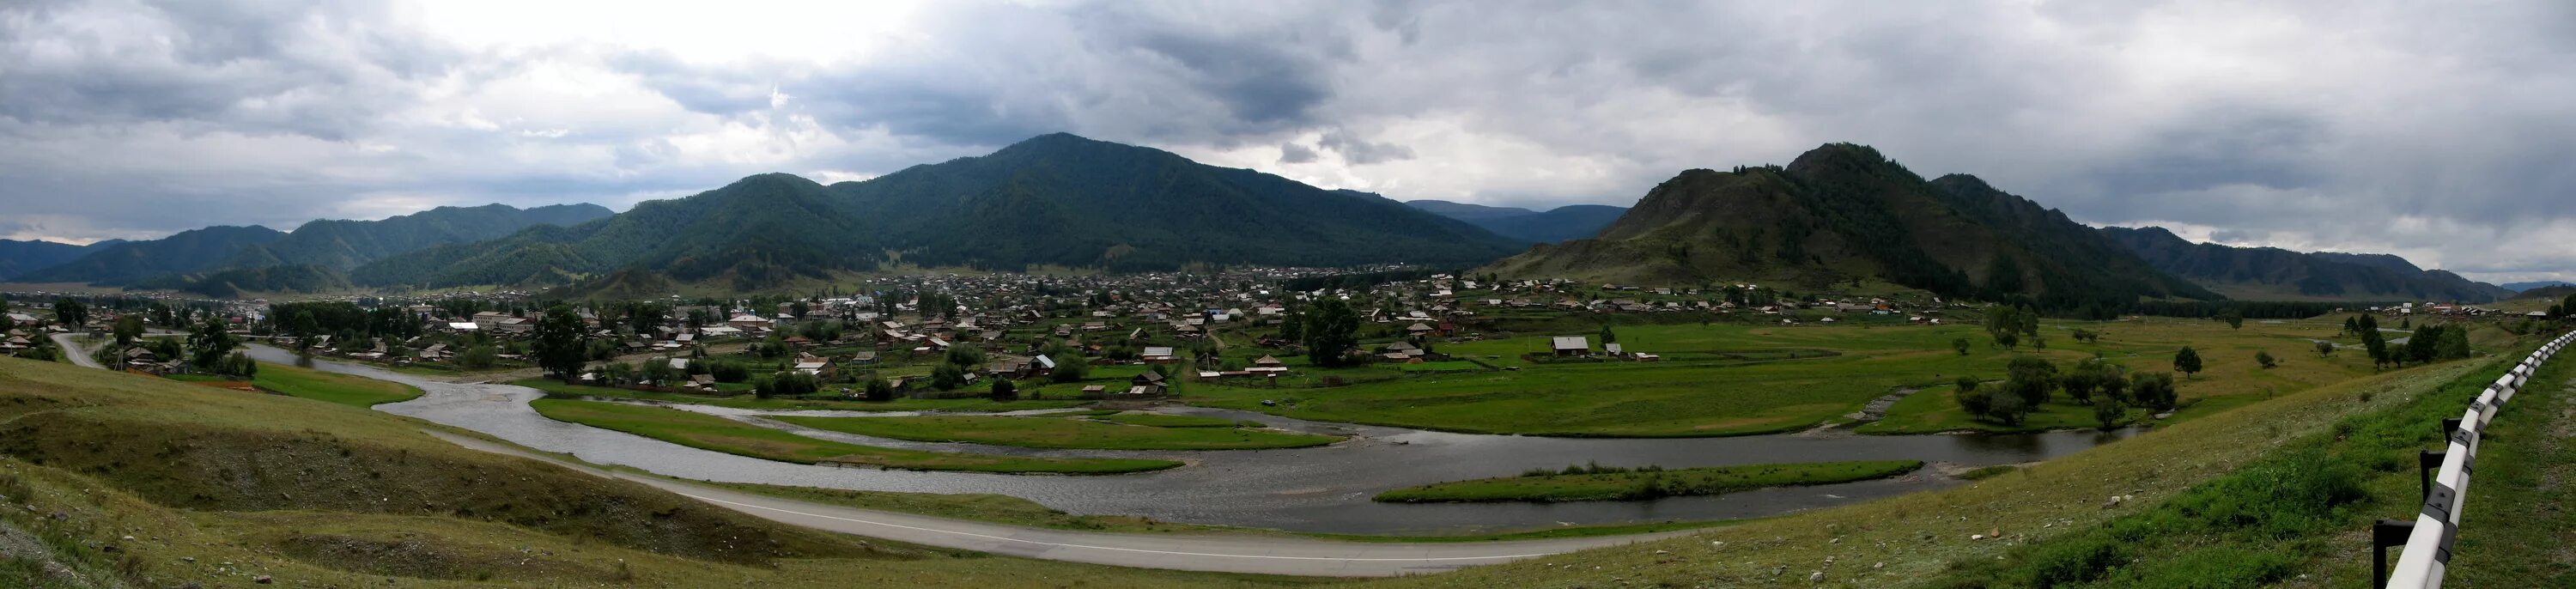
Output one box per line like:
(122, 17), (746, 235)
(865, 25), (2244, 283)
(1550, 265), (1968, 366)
(2097, 227), (2513, 302)
(355, 133), (1522, 292)
(18, 203), (612, 286)
(1406, 200), (1631, 244)
(1487, 143), (2217, 312)
(0, 239), (124, 282)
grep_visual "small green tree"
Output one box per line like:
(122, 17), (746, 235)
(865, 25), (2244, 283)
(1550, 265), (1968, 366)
(2314, 340), (2335, 358)
(112, 315), (144, 349)
(2091, 398), (2124, 430)
(2129, 372), (2178, 411)
(2254, 349), (2277, 369)
(2004, 356), (2059, 406)
(1952, 337), (1971, 356)
(1599, 325), (1618, 344)
(531, 305), (590, 383)
(2216, 308), (2245, 329)
(864, 378), (895, 402)
(2172, 346), (2202, 379)
(989, 378), (1018, 401)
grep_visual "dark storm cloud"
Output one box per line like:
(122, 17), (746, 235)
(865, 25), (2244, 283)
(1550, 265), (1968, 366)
(3, 0), (2573, 282)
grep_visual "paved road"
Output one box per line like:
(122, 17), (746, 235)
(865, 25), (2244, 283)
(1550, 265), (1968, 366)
(47, 333), (102, 368)
(424, 429), (1688, 577)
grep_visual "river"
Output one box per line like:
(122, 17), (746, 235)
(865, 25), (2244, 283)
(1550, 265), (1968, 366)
(247, 345), (2136, 535)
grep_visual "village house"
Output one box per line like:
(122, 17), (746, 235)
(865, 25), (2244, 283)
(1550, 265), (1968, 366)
(1552, 336), (1591, 356)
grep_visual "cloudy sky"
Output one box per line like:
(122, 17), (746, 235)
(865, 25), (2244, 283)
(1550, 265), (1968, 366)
(3, 0), (2573, 282)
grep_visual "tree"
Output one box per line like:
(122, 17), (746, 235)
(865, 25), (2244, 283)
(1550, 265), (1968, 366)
(2434, 325), (2472, 361)
(930, 362), (967, 391)
(2315, 340), (2336, 358)
(640, 359), (677, 386)
(600, 361), (635, 386)
(2254, 349), (2277, 369)
(1301, 298), (1362, 367)
(2216, 308), (2245, 329)
(2091, 398), (2125, 430)
(531, 304), (590, 383)
(2342, 316), (2360, 335)
(2061, 361), (2116, 404)
(2360, 316), (2390, 369)
(1952, 337), (1971, 356)
(2129, 372), (2178, 411)
(52, 298), (88, 327)
(989, 378), (1018, 401)
(186, 317), (240, 371)
(2004, 356), (2059, 406)
(1050, 354), (1091, 383)
(2172, 346), (2202, 379)
(1984, 306), (2020, 348)
(112, 315), (144, 349)
(708, 359), (750, 383)
(864, 378), (895, 402)
(1599, 325), (1619, 344)
(459, 345), (499, 369)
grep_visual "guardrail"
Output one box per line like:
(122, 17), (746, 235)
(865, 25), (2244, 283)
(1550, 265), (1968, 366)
(2373, 331), (2573, 588)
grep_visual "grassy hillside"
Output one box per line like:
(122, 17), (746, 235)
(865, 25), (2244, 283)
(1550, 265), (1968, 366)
(0, 356), (1309, 587)
(252, 361), (423, 408)
(1186, 318), (2372, 437)
(1349, 345), (2511, 587)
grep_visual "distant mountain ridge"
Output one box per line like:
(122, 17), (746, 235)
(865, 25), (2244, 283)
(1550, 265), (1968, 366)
(1406, 200), (1631, 244)
(0, 239), (125, 282)
(1487, 143), (2216, 313)
(2503, 281), (2574, 293)
(354, 133), (1522, 293)
(2096, 226), (2513, 302)
(17, 203), (612, 287)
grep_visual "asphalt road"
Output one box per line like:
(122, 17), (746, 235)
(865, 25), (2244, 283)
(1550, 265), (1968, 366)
(48, 333), (101, 368)
(423, 429), (1690, 577)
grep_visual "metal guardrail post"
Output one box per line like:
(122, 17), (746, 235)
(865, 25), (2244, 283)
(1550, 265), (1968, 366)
(2375, 519), (2416, 588)
(2416, 450), (2444, 501)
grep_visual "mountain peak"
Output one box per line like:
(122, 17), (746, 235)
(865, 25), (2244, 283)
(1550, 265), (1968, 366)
(1783, 143), (1897, 176)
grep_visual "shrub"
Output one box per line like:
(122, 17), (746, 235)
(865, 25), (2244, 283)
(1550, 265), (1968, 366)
(708, 359), (750, 384)
(2255, 349), (2278, 369)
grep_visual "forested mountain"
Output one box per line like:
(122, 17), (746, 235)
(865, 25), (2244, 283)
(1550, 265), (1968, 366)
(354, 133), (1521, 291)
(2503, 281), (2574, 293)
(129, 264), (355, 299)
(1485, 143), (2218, 313)
(18, 203), (610, 286)
(17, 226), (288, 284)
(2096, 227), (2515, 302)
(1406, 200), (1631, 243)
(0, 239), (123, 281)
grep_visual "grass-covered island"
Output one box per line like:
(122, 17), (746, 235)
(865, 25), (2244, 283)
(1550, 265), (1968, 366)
(526, 398), (1182, 474)
(1374, 460), (1925, 503)
(773, 413), (1343, 451)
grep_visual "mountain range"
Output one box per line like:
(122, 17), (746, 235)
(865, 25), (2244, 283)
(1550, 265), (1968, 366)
(349, 133), (1520, 293)
(12, 203), (614, 289)
(1404, 200), (1630, 243)
(0, 239), (125, 282)
(1486, 143), (2219, 313)
(2502, 281), (2574, 293)
(2096, 227), (2514, 303)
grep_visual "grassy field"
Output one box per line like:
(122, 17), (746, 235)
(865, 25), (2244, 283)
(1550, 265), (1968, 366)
(1096, 411), (1255, 428)
(1186, 317), (2374, 437)
(1343, 339), (2512, 587)
(528, 398), (1182, 473)
(1376, 460), (1924, 503)
(774, 413), (1343, 451)
(511, 377), (1090, 412)
(252, 361), (425, 408)
(699, 479), (1737, 543)
(0, 357), (1302, 587)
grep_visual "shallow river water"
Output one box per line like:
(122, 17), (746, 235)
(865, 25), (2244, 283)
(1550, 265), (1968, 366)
(250, 346), (2136, 534)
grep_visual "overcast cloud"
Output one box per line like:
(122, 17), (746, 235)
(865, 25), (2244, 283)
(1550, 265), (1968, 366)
(2, 0), (2571, 282)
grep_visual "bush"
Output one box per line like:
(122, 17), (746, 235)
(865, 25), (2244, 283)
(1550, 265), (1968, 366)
(2004, 356), (2059, 406)
(989, 379), (1018, 401)
(755, 371), (820, 398)
(708, 359), (750, 384)
(864, 378), (894, 402)
(1050, 355), (1091, 383)
(2129, 372), (2178, 411)
(459, 345), (498, 370)
(2254, 349), (2277, 369)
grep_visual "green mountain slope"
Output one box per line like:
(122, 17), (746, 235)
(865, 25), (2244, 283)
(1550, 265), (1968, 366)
(2099, 226), (2516, 302)
(355, 133), (1520, 290)
(1487, 143), (2218, 311)
(129, 264), (356, 298)
(19, 225), (289, 283)
(1407, 200), (1631, 243)
(0, 238), (124, 281)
